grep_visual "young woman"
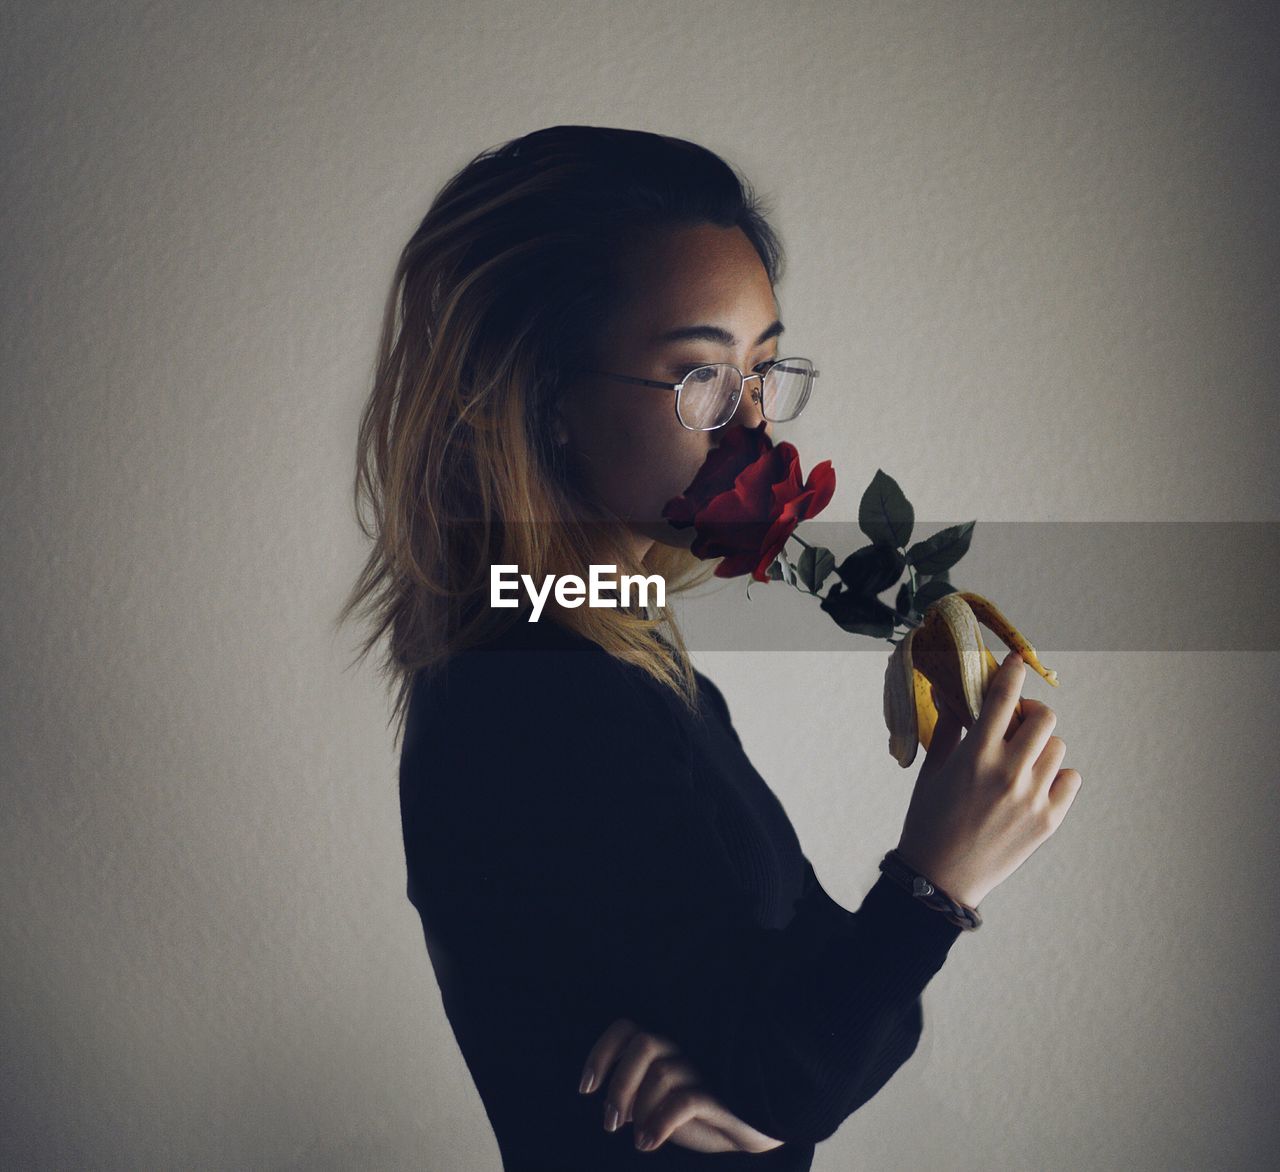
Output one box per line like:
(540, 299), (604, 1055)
(340, 125), (1080, 1170)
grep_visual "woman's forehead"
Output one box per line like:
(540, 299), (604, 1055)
(610, 224), (778, 345)
(621, 222), (767, 284)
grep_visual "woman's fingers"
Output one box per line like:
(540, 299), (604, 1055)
(1006, 698), (1059, 778)
(1048, 768), (1084, 821)
(635, 1084), (715, 1151)
(1033, 734), (1068, 783)
(629, 1051), (696, 1132)
(971, 651), (1026, 751)
(578, 1016), (638, 1098)
(637, 1085), (784, 1154)
(607, 1029), (680, 1129)
(579, 1017), (688, 1133)
(579, 1017), (786, 1154)
(917, 686), (964, 782)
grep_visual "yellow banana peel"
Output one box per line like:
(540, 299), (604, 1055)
(883, 591), (1059, 768)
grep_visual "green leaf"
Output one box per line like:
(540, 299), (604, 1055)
(905, 521), (975, 575)
(859, 470), (914, 550)
(820, 583), (898, 639)
(766, 558), (785, 581)
(895, 582), (913, 618)
(835, 543), (906, 596)
(913, 577), (958, 611)
(797, 545), (836, 594)
(771, 549), (799, 588)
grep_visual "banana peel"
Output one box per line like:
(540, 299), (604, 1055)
(883, 592), (1059, 768)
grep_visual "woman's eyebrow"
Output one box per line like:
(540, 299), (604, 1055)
(653, 320), (784, 347)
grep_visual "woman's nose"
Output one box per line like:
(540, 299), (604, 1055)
(727, 373), (769, 435)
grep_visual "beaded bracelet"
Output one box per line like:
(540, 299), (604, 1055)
(878, 850), (983, 931)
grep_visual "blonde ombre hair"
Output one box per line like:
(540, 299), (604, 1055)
(335, 126), (785, 743)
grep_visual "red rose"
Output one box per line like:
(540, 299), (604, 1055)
(662, 421), (837, 582)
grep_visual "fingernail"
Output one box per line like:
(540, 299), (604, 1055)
(578, 1068), (595, 1095)
(636, 1131), (655, 1151)
(604, 1103), (620, 1132)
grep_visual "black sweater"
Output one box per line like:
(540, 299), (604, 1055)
(399, 615), (963, 1171)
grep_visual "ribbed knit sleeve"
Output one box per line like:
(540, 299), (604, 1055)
(401, 635), (963, 1156)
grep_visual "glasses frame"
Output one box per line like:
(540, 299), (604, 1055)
(585, 357), (820, 432)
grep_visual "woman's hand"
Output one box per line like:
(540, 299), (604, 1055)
(579, 1017), (785, 1155)
(897, 652), (1083, 909)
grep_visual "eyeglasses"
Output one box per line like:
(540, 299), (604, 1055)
(585, 357), (819, 431)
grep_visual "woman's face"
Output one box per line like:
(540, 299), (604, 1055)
(556, 221), (780, 561)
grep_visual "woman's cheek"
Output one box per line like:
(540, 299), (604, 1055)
(604, 415), (706, 521)
(635, 470), (698, 523)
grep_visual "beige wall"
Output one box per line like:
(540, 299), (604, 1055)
(3, 2), (1277, 1168)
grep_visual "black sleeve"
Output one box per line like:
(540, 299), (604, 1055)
(409, 642), (963, 1146)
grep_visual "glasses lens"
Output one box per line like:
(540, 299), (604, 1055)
(677, 364), (741, 430)
(762, 358), (814, 422)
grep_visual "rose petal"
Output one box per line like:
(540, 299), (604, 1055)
(666, 424), (838, 581)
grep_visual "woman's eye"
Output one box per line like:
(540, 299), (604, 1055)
(674, 360), (777, 381)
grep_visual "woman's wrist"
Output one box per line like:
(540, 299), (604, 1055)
(880, 849), (983, 931)
(891, 843), (986, 908)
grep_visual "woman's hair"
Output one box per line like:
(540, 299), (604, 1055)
(335, 125), (785, 743)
